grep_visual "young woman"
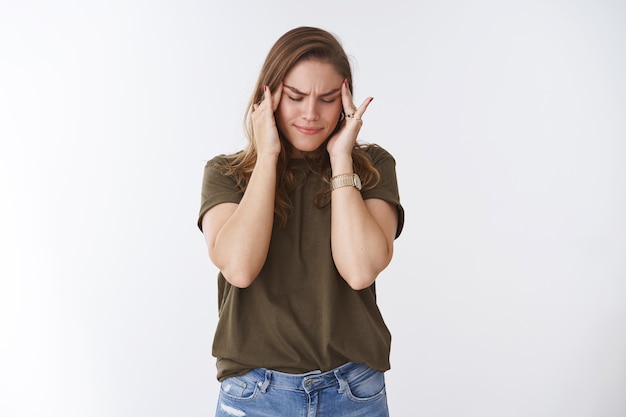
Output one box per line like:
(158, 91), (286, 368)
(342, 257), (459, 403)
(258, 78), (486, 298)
(198, 26), (404, 417)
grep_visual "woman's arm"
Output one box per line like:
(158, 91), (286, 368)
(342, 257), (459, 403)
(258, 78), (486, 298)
(329, 155), (398, 290)
(327, 81), (398, 289)
(201, 155), (277, 288)
(201, 86), (282, 288)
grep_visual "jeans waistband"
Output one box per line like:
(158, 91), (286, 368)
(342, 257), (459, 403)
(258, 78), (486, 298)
(251, 362), (369, 393)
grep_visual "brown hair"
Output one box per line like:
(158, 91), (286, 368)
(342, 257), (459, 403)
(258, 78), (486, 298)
(218, 26), (380, 226)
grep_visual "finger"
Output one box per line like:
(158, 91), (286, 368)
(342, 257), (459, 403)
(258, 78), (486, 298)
(341, 79), (357, 116)
(271, 82), (283, 112)
(355, 97), (374, 118)
(253, 88), (267, 113)
(263, 84), (271, 105)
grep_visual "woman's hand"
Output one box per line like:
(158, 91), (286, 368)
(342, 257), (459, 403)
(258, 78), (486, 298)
(251, 83), (283, 159)
(326, 79), (373, 159)
(204, 84), (283, 288)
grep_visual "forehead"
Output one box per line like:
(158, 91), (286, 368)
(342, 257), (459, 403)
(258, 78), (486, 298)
(284, 59), (343, 87)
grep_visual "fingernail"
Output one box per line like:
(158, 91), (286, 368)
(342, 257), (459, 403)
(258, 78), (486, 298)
(264, 85), (268, 92)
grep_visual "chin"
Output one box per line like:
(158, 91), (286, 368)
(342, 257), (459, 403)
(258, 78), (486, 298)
(298, 144), (323, 152)
(288, 138), (326, 153)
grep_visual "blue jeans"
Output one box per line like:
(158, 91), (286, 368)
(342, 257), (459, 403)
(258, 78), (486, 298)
(215, 362), (389, 417)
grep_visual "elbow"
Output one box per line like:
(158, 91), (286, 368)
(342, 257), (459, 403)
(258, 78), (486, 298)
(221, 270), (257, 288)
(341, 270), (379, 291)
(227, 276), (256, 288)
(219, 266), (259, 289)
(347, 278), (375, 291)
(209, 250), (261, 288)
(338, 257), (391, 291)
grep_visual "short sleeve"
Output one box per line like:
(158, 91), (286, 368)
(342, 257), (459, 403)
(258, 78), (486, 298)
(197, 155), (244, 231)
(361, 146), (404, 239)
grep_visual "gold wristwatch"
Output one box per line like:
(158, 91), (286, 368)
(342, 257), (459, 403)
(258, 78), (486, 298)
(331, 173), (362, 191)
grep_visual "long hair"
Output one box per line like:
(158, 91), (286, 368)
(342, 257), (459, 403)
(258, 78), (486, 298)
(218, 26), (380, 226)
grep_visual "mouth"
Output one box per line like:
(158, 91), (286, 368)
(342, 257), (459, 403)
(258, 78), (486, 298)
(294, 125), (323, 135)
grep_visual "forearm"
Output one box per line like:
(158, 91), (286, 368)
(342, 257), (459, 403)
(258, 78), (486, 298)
(330, 156), (393, 290)
(210, 156), (278, 287)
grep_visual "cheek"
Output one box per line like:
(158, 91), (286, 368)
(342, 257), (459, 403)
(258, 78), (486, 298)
(274, 104), (288, 129)
(276, 101), (295, 124)
(324, 104), (342, 122)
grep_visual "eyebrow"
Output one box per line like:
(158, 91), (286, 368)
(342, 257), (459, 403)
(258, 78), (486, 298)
(284, 84), (341, 97)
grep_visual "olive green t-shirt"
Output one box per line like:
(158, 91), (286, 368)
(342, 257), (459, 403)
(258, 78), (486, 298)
(198, 145), (404, 381)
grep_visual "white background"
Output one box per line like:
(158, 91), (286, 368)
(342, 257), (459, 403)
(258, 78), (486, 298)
(1, 1), (625, 416)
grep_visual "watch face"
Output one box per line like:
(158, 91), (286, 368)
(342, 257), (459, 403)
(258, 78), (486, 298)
(354, 175), (362, 190)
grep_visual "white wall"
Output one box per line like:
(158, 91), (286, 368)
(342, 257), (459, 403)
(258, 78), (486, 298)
(1, 1), (625, 416)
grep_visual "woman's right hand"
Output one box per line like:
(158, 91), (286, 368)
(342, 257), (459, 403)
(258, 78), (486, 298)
(251, 83), (282, 159)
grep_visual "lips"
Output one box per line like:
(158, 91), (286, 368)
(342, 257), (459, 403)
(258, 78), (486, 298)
(294, 125), (323, 135)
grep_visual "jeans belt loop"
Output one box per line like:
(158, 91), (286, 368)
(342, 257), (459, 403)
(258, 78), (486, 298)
(333, 369), (348, 393)
(259, 369), (271, 393)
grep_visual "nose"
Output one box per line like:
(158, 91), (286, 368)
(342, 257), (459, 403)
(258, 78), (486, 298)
(302, 98), (319, 121)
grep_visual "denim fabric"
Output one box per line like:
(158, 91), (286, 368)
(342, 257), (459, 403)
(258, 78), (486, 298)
(215, 362), (389, 417)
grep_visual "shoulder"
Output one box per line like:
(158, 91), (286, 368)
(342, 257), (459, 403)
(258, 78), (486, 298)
(202, 152), (246, 180)
(361, 144), (397, 166)
(205, 151), (244, 169)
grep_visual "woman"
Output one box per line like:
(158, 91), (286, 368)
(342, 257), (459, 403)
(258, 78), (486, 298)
(198, 26), (404, 417)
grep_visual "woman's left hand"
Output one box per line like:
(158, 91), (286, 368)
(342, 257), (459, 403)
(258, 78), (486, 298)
(326, 79), (373, 159)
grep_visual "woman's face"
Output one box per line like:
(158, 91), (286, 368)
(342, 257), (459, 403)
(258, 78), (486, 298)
(275, 59), (344, 157)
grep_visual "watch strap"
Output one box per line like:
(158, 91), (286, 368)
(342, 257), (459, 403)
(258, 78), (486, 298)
(331, 173), (362, 191)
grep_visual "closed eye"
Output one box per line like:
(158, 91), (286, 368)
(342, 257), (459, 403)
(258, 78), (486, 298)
(289, 96), (336, 103)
